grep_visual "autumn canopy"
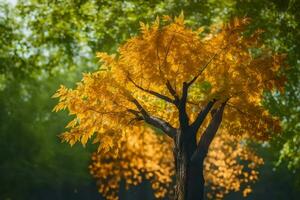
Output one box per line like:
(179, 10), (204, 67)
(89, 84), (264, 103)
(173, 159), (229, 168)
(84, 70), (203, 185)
(53, 14), (284, 200)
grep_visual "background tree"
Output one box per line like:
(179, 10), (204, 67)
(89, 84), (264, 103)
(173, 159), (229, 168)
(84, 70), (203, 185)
(232, 1), (300, 196)
(53, 16), (284, 200)
(1, 2), (98, 199)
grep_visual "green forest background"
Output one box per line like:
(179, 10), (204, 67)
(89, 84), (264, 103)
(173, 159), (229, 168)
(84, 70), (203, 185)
(0, 0), (299, 199)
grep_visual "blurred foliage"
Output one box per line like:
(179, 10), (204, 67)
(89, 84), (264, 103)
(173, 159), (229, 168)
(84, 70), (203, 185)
(233, 0), (300, 171)
(0, 0), (299, 199)
(0, 78), (98, 199)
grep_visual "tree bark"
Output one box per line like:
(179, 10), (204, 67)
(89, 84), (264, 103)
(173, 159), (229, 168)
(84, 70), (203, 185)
(174, 129), (188, 200)
(174, 129), (206, 200)
(173, 102), (226, 200)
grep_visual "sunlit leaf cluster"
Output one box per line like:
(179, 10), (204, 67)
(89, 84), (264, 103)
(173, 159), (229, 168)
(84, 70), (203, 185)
(205, 132), (263, 199)
(89, 127), (174, 200)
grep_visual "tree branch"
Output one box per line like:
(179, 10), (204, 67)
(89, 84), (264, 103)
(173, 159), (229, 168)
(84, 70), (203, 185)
(190, 99), (217, 132)
(178, 82), (189, 128)
(130, 99), (176, 138)
(166, 80), (179, 104)
(227, 103), (252, 118)
(127, 116), (144, 125)
(127, 75), (175, 104)
(163, 35), (175, 67)
(156, 35), (175, 82)
(127, 108), (141, 117)
(187, 53), (218, 87)
(191, 101), (227, 163)
(187, 42), (231, 88)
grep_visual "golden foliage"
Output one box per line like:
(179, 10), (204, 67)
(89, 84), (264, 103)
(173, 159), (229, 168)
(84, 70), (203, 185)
(205, 132), (263, 199)
(89, 129), (263, 200)
(89, 127), (174, 200)
(53, 15), (284, 199)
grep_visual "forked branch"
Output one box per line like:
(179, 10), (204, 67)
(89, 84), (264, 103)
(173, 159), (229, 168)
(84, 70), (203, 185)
(190, 99), (217, 132)
(191, 101), (227, 163)
(130, 98), (176, 138)
(166, 80), (179, 104)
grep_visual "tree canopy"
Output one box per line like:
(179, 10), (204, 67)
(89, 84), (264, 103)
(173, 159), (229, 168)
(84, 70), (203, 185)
(53, 15), (285, 199)
(54, 15), (284, 149)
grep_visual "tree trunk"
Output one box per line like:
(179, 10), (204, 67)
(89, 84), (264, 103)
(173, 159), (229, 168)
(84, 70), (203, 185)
(174, 145), (188, 200)
(174, 130), (206, 200)
(186, 157), (205, 200)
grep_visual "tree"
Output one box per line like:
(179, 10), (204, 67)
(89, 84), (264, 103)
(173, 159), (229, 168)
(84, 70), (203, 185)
(16, 0), (299, 172)
(1, 1), (239, 199)
(2, 0), (297, 199)
(53, 15), (284, 200)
